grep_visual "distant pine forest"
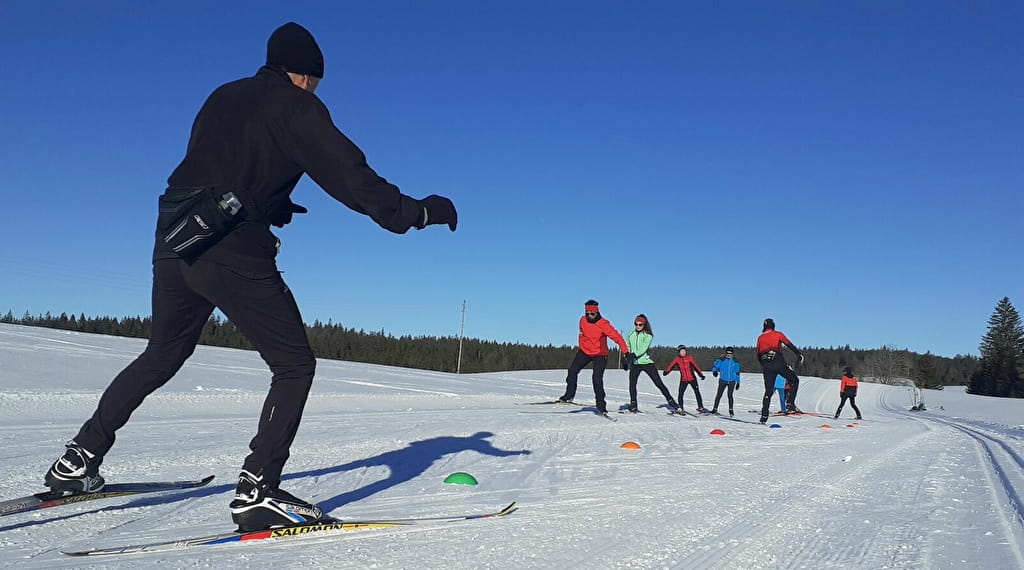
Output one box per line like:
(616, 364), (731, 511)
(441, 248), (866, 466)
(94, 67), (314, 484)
(3, 311), (978, 388)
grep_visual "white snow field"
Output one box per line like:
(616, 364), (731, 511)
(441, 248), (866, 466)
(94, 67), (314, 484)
(0, 323), (1022, 569)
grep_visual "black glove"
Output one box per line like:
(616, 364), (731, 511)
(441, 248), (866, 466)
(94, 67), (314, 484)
(269, 201), (308, 228)
(417, 195), (458, 231)
(735, 384), (740, 391)
(712, 371), (719, 377)
(662, 371), (669, 376)
(624, 352), (636, 364)
(700, 376), (706, 381)
(621, 358), (629, 371)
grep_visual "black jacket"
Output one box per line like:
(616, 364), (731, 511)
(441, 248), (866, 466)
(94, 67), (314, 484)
(155, 66), (423, 269)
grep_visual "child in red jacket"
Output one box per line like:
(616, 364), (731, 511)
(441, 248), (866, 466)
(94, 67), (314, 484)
(834, 367), (863, 420)
(663, 345), (707, 413)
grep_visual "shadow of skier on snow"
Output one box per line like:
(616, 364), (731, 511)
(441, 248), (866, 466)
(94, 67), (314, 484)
(285, 431), (530, 514)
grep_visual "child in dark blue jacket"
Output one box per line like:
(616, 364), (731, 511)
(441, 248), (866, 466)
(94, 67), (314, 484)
(710, 347), (741, 416)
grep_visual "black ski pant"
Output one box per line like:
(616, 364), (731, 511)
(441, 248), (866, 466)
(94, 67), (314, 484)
(759, 356), (800, 420)
(712, 380), (738, 412)
(836, 393), (861, 418)
(561, 350), (608, 413)
(677, 381), (704, 410)
(627, 363), (677, 409)
(73, 258), (315, 487)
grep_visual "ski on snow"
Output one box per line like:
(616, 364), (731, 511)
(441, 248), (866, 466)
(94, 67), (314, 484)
(718, 415), (760, 425)
(0, 475), (215, 518)
(747, 410), (832, 418)
(515, 400), (615, 421)
(515, 400), (583, 406)
(62, 501), (518, 556)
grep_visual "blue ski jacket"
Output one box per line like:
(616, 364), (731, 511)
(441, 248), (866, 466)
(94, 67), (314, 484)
(711, 357), (742, 383)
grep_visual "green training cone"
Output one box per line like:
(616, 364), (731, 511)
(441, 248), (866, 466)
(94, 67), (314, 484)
(443, 472), (479, 485)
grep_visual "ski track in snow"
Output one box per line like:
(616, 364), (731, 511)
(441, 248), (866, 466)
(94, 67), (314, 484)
(0, 324), (1022, 569)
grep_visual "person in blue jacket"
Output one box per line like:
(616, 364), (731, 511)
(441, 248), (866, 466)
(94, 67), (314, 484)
(710, 347), (741, 416)
(775, 374), (788, 413)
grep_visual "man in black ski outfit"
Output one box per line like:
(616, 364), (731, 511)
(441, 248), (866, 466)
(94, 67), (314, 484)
(44, 22), (457, 531)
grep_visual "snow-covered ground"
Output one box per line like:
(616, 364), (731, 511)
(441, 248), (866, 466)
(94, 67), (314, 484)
(1, 323), (1022, 569)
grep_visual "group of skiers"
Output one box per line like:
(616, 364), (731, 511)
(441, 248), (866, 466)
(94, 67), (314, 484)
(557, 301), (863, 424)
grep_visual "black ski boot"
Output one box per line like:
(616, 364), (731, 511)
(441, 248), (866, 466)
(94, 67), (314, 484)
(45, 440), (105, 494)
(229, 470), (325, 531)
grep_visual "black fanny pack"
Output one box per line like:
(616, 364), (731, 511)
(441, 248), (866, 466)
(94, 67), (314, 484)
(157, 187), (245, 262)
(760, 350), (777, 361)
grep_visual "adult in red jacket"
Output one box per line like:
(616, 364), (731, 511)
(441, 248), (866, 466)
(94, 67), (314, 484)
(756, 318), (804, 423)
(663, 346), (708, 412)
(834, 367), (863, 420)
(558, 300), (631, 415)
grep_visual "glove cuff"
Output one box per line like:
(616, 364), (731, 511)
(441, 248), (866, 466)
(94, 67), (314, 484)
(416, 205), (428, 229)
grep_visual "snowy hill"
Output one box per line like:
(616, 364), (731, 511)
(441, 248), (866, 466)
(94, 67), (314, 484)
(1, 323), (1022, 569)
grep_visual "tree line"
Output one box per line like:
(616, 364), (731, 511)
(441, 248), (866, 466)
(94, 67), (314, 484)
(2, 309), (979, 387)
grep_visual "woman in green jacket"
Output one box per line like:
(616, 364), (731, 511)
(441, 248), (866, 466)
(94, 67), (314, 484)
(625, 314), (682, 414)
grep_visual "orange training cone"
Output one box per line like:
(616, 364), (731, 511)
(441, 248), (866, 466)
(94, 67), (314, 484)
(620, 441), (641, 449)
(710, 429), (726, 436)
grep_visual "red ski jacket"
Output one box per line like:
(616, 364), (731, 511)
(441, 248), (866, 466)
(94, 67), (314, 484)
(756, 330), (800, 358)
(840, 374), (858, 395)
(577, 316), (629, 357)
(664, 355), (704, 382)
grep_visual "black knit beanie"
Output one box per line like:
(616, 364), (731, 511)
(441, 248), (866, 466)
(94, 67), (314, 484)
(266, 22), (324, 78)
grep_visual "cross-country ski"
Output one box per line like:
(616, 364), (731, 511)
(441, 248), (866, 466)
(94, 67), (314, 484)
(62, 502), (517, 556)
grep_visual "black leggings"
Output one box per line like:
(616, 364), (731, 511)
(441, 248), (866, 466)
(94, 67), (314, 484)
(677, 381), (704, 410)
(759, 356), (800, 419)
(73, 258), (316, 486)
(561, 350), (609, 413)
(712, 381), (737, 412)
(836, 393), (861, 418)
(628, 363), (677, 408)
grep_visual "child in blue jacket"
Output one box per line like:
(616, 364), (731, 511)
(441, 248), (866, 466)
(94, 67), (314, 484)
(775, 374), (787, 413)
(710, 347), (741, 416)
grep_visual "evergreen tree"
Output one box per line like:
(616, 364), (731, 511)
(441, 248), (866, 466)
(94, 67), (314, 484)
(914, 352), (943, 390)
(968, 297), (1024, 398)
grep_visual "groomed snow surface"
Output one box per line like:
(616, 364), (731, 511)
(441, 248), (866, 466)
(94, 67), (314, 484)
(1, 323), (1022, 569)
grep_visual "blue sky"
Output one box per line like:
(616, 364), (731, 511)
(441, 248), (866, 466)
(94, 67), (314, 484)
(1, 1), (1020, 358)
